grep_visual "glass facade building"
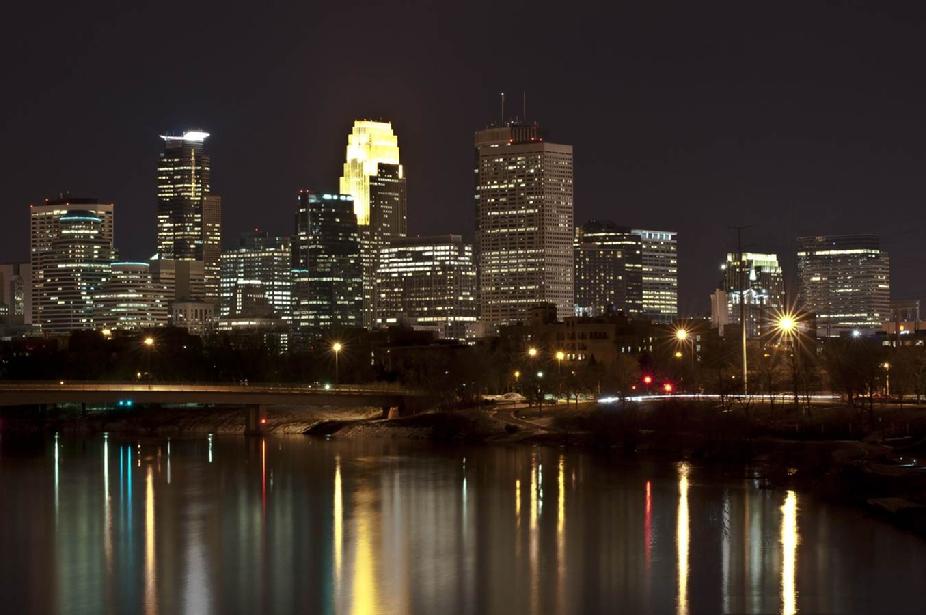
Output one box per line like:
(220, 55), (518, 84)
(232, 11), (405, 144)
(574, 221), (642, 317)
(631, 229), (678, 323)
(291, 190), (363, 334)
(797, 234), (890, 336)
(375, 235), (477, 340)
(156, 130), (221, 303)
(474, 121), (574, 329)
(219, 231), (292, 320)
(95, 262), (169, 330)
(717, 252), (785, 337)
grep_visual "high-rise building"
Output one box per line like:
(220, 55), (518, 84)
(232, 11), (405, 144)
(474, 121), (574, 329)
(574, 221), (642, 317)
(219, 231), (292, 320)
(291, 190), (363, 333)
(715, 252), (784, 337)
(30, 197), (115, 333)
(631, 229), (678, 322)
(95, 262), (169, 330)
(797, 234), (890, 336)
(375, 235), (477, 340)
(156, 130), (221, 303)
(0, 263), (31, 326)
(338, 120), (407, 328)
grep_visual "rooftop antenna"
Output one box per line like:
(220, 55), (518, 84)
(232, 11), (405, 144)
(500, 92), (505, 125)
(522, 91), (527, 122)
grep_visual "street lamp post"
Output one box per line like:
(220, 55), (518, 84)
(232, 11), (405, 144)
(527, 346), (538, 407)
(143, 336), (155, 381)
(555, 350), (565, 399)
(776, 314), (799, 406)
(536, 371), (544, 415)
(332, 341), (343, 385)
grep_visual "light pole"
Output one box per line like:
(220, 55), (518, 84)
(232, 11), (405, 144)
(883, 362), (891, 399)
(143, 336), (155, 381)
(555, 350), (565, 399)
(536, 371), (544, 414)
(527, 347), (538, 406)
(332, 341), (343, 385)
(513, 370), (521, 393)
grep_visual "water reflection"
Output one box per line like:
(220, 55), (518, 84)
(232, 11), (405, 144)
(2, 436), (924, 614)
(676, 462), (690, 615)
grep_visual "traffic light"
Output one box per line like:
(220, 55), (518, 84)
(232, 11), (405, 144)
(662, 382), (673, 393)
(642, 375), (653, 385)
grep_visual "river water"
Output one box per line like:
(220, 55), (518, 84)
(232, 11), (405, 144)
(0, 434), (923, 614)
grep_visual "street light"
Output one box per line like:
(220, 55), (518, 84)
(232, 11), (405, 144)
(775, 312), (801, 405)
(527, 347), (538, 358)
(332, 341), (343, 385)
(883, 362), (891, 398)
(536, 370), (544, 414)
(674, 328), (689, 342)
(143, 336), (155, 347)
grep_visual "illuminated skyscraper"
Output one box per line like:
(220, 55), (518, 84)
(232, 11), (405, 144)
(631, 229), (678, 322)
(574, 221), (642, 317)
(338, 120), (407, 328)
(375, 235), (477, 340)
(291, 190), (363, 333)
(797, 234), (890, 336)
(156, 130), (222, 303)
(475, 121), (574, 328)
(30, 197), (114, 333)
(219, 231), (292, 320)
(714, 252), (784, 337)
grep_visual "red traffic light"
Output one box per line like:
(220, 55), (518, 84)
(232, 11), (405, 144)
(642, 375), (653, 385)
(662, 382), (673, 393)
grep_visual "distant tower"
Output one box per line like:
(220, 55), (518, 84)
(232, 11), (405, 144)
(631, 229), (679, 323)
(156, 130), (222, 303)
(474, 120), (574, 328)
(574, 221), (643, 317)
(338, 120), (407, 328)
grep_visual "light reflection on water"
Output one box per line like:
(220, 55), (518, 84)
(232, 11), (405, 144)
(1, 434), (925, 614)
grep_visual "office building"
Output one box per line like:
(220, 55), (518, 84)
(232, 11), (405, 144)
(474, 121), (574, 329)
(30, 201), (114, 334)
(338, 120), (407, 328)
(797, 234), (890, 336)
(375, 235), (477, 340)
(715, 252), (784, 337)
(156, 130), (221, 302)
(219, 231), (292, 320)
(30, 197), (114, 333)
(95, 262), (169, 330)
(631, 229), (678, 322)
(291, 190), (363, 333)
(0, 263), (31, 325)
(574, 221), (642, 317)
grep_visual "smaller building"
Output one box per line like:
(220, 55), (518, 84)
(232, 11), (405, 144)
(375, 235), (477, 340)
(219, 231), (291, 321)
(171, 301), (214, 336)
(631, 229), (678, 322)
(0, 263), (31, 326)
(95, 262), (169, 330)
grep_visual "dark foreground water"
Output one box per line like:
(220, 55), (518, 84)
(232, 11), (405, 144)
(0, 435), (924, 615)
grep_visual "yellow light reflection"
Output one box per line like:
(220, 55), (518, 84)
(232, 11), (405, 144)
(334, 456), (343, 591)
(781, 490), (799, 615)
(515, 478), (521, 526)
(676, 462), (690, 615)
(350, 487), (377, 615)
(145, 465), (157, 615)
(557, 454), (566, 615)
(104, 434), (112, 571)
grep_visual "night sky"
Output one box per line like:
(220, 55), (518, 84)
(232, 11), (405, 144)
(3, 0), (925, 315)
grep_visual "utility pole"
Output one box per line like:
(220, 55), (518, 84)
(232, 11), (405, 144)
(731, 225), (751, 396)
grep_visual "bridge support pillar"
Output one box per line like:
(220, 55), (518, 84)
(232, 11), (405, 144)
(245, 405), (266, 436)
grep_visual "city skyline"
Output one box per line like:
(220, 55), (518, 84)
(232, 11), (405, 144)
(4, 2), (926, 314)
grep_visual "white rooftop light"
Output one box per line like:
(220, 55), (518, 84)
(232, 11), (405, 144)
(160, 130), (210, 143)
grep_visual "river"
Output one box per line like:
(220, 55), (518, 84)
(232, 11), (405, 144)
(0, 434), (923, 614)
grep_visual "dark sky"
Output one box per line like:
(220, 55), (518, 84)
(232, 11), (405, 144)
(3, 0), (926, 315)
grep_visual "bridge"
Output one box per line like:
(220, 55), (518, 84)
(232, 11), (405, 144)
(0, 382), (429, 433)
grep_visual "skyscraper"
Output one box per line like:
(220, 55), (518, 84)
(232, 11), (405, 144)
(219, 231), (292, 320)
(156, 130), (221, 303)
(714, 252), (784, 337)
(574, 221), (642, 317)
(95, 262), (169, 330)
(30, 197), (114, 333)
(797, 234), (890, 336)
(291, 190), (363, 333)
(631, 229), (678, 322)
(338, 120), (407, 328)
(0, 263), (31, 326)
(375, 235), (477, 340)
(474, 121), (574, 329)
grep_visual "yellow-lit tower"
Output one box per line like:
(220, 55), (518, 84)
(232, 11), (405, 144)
(339, 120), (407, 328)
